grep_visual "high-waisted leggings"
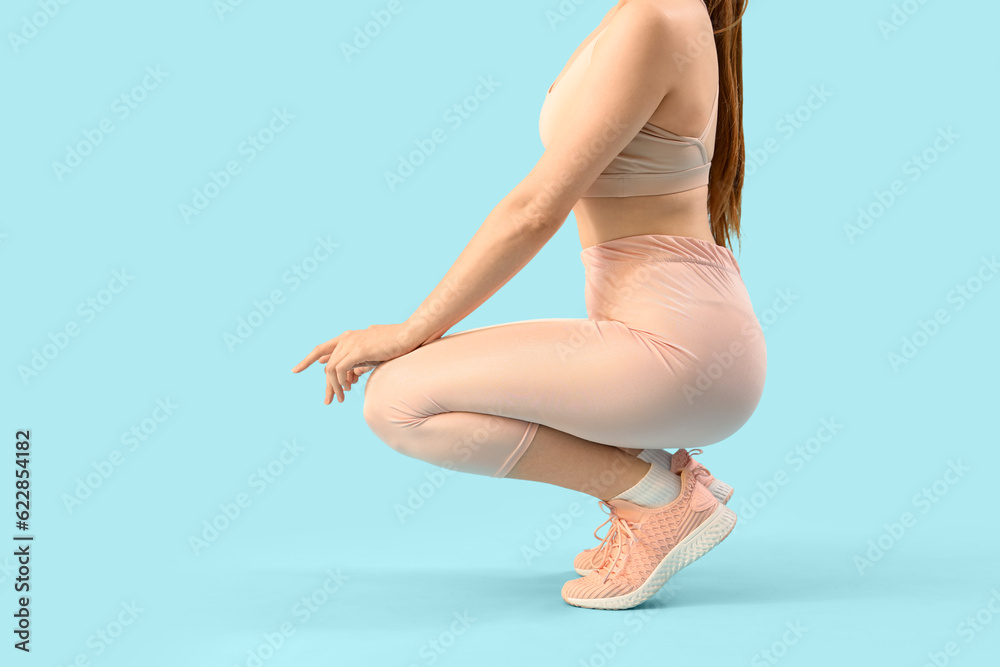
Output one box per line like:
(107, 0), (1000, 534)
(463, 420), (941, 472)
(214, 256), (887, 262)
(362, 234), (767, 478)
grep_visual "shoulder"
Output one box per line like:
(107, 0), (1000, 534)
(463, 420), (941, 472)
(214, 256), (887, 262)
(591, 0), (710, 93)
(600, 1), (673, 42)
(595, 0), (708, 65)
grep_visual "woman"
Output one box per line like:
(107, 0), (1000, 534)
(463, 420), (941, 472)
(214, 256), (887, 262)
(293, 0), (761, 610)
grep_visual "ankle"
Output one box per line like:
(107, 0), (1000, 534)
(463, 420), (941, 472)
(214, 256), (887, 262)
(598, 457), (652, 501)
(611, 460), (682, 508)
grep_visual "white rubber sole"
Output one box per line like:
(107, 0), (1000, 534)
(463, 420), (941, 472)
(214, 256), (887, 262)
(563, 502), (737, 610)
(708, 479), (734, 505)
(575, 481), (734, 576)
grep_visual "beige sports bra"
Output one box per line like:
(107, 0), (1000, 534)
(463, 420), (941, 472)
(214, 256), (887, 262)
(538, 22), (718, 198)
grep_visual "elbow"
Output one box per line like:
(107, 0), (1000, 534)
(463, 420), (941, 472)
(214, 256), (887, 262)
(506, 193), (568, 234)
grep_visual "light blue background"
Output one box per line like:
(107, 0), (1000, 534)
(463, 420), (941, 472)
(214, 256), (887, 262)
(2, 0), (998, 665)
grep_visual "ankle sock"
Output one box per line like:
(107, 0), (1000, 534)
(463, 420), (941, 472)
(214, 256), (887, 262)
(638, 448), (672, 469)
(613, 459), (682, 508)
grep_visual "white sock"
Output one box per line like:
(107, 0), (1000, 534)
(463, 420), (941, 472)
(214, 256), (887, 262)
(613, 459), (682, 508)
(638, 448), (672, 469)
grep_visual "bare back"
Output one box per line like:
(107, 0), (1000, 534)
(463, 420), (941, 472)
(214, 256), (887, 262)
(541, 0), (720, 248)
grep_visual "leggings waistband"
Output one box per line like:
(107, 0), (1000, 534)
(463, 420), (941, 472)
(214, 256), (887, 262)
(579, 233), (740, 276)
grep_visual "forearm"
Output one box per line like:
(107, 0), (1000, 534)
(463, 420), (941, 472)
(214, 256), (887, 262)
(404, 200), (561, 346)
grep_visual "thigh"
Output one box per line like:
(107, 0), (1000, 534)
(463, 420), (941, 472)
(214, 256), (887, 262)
(363, 317), (695, 449)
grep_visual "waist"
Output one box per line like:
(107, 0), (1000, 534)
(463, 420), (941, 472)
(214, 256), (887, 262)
(580, 233), (740, 276)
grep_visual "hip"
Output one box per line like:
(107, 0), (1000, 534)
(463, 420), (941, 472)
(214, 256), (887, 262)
(580, 232), (766, 389)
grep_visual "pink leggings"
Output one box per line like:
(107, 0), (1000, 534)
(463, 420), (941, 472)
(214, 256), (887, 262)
(362, 234), (766, 478)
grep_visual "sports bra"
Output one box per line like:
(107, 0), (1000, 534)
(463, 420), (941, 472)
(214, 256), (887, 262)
(538, 23), (719, 198)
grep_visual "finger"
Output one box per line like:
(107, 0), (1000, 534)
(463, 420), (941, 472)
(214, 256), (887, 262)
(327, 366), (344, 403)
(293, 353), (317, 373)
(336, 359), (353, 401)
(328, 350), (355, 402)
(293, 350), (322, 373)
(325, 361), (345, 404)
(293, 341), (336, 373)
(326, 365), (344, 404)
(348, 365), (372, 388)
(318, 354), (331, 364)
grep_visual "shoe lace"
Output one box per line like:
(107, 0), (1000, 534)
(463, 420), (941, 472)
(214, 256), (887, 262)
(593, 512), (643, 584)
(590, 500), (615, 543)
(585, 500), (618, 567)
(673, 448), (709, 482)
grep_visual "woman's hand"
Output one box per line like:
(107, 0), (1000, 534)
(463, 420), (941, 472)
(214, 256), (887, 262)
(291, 323), (422, 404)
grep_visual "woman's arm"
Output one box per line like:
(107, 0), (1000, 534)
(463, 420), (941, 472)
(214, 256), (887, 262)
(403, 198), (564, 346)
(402, 2), (680, 347)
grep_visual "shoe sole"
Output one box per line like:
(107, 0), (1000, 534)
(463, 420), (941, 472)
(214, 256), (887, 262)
(574, 480), (734, 576)
(563, 502), (737, 611)
(708, 479), (734, 505)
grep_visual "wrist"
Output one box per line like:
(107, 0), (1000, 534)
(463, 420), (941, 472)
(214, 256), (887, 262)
(401, 317), (434, 347)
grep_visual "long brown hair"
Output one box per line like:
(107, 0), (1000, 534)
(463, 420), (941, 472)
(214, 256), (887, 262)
(705, 0), (749, 253)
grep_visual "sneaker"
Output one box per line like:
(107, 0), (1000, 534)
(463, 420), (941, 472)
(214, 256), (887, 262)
(573, 448), (730, 576)
(656, 448), (734, 504)
(561, 465), (737, 610)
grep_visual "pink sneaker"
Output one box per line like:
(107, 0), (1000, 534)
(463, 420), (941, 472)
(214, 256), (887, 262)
(572, 501), (618, 576)
(682, 448), (734, 504)
(561, 465), (737, 610)
(573, 448), (730, 576)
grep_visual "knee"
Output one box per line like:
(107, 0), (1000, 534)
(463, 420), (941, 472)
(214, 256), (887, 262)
(361, 360), (428, 462)
(361, 361), (401, 440)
